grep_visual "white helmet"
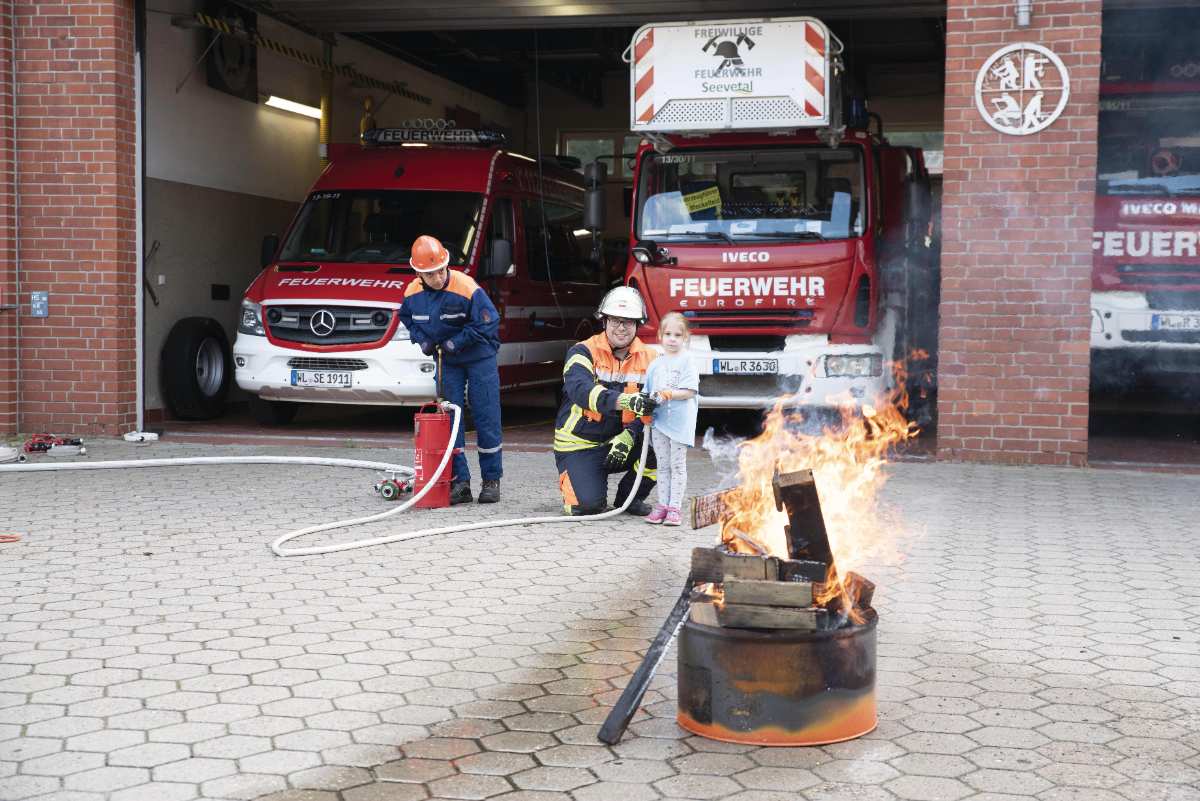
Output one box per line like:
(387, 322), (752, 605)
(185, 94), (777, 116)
(596, 286), (647, 324)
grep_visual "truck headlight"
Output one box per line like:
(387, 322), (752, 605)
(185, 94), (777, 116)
(825, 354), (882, 378)
(239, 300), (265, 336)
(392, 321), (410, 341)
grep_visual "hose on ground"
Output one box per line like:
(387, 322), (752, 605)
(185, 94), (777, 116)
(0, 402), (652, 557)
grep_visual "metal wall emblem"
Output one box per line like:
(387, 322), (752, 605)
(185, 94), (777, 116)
(975, 43), (1070, 135)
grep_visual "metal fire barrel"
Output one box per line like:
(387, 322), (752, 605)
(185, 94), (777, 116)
(677, 607), (877, 746)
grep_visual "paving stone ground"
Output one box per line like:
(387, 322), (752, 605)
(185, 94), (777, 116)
(2, 437), (1200, 801)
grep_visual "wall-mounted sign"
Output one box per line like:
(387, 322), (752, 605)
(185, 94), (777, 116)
(974, 43), (1070, 135)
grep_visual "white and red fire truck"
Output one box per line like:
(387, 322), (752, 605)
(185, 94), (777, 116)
(1090, 12), (1200, 392)
(234, 126), (606, 424)
(602, 17), (933, 410)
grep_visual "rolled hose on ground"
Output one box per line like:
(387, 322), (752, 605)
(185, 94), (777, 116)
(0, 403), (652, 557)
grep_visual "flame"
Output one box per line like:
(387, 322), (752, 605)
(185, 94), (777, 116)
(716, 371), (918, 616)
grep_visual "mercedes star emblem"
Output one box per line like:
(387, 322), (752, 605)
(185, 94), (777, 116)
(309, 309), (336, 337)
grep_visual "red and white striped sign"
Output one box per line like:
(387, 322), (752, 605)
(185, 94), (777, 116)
(628, 17), (833, 132)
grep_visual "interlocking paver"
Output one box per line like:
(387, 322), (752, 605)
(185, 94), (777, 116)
(3, 444), (1200, 801)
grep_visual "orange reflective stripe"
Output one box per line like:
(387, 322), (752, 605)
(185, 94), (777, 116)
(447, 270), (480, 300)
(558, 470), (578, 505)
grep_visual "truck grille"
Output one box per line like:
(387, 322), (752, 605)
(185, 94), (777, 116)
(1147, 292), (1200, 310)
(266, 305), (393, 346)
(708, 336), (787, 352)
(683, 309), (814, 331)
(1117, 264), (1200, 287)
(287, 358), (369, 371)
(1122, 330), (1200, 344)
(700, 374), (803, 397)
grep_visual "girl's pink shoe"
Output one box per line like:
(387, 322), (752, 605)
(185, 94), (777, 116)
(645, 504), (668, 524)
(663, 508), (683, 526)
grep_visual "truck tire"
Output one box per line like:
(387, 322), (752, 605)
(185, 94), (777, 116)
(248, 395), (299, 426)
(161, 317), (231, 420)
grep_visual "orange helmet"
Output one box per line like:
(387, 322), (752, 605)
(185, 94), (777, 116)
(409, 235), (450, 273)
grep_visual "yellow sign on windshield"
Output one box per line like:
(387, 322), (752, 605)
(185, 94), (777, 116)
(683, 186), (722, 215)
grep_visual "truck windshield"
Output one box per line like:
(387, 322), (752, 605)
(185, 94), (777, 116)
(1097, 95), (1200, 197)
(278, 190), (483, 264)
(636, 147), (865, 242)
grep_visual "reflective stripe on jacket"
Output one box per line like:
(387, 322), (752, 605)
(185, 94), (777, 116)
(553, 332), (655, 452)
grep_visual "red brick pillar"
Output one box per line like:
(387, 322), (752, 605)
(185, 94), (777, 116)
(938, 0), (1101, 465)
(0, 1), (138, 436)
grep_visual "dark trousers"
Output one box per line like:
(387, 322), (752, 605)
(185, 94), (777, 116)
(553, 432), (657, 514)
(438, 355), (502, 483)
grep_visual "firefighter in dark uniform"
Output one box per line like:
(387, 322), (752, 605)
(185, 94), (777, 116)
(554, 286), (660, 516)
(400, 234), (502, 505)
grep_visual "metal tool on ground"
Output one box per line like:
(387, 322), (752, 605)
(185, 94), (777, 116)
(598, 571), (694, 745)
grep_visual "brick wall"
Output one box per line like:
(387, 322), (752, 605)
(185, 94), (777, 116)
(0, 3), (15, 435)
(937, 0), (1101, 465)
(0, 0), (138, 436)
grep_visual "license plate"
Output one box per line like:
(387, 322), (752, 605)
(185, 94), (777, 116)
(713, 358), (778, 375)
(290, 369), (353, 388)
(1152, 313), (1200, 331)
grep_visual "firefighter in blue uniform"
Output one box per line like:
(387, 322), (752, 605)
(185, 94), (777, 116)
(554, 286), (660, 516)
(400, 234), (502, 504)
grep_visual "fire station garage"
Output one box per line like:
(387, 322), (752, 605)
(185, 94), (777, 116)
(1, 0), (1198, 468)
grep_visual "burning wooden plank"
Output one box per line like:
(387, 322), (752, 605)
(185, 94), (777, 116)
(690, 487), (738, 529)
(724, 578), (812, 608)
(690, 547), (779, 583)
(772, 469), (834, 564)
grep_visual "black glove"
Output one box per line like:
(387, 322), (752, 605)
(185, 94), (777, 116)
(617, 392), (658, 417)
(605, 429), (636, 470)
(419, 340), (437, 357)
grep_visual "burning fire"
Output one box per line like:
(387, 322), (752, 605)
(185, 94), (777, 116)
(717, 372), (918, 614)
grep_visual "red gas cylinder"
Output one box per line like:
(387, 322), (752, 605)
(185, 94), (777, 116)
(413, 403), (453, 509)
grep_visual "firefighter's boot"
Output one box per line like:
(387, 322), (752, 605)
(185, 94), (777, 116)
(478, 479), (500, 504)
(619, 498), (654, 516)
(449, 481), (474, 505)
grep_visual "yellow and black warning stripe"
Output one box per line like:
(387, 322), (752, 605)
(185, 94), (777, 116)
(193, 12), (433, 106)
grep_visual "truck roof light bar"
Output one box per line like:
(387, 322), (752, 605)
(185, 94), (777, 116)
(362, 127), (506, 147)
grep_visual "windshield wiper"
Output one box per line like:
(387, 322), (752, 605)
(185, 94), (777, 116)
(741, 230), (828, 242)
(660, 231), (736, 244)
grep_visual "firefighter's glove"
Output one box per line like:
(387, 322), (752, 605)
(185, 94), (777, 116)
(617, 392), (658, 417)
(419, 340), (437, 357)
(605, 429), (636, 470)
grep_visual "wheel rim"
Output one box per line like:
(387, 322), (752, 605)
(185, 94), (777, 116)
(195, 337), (225, 398)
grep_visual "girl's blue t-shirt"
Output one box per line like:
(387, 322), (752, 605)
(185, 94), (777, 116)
(644, 351), (701, 447)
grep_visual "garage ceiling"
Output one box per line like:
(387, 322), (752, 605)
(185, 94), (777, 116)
(253, 0), (948, 32)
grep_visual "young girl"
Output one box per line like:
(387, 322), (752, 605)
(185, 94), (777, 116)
(643, 312), (700, 526)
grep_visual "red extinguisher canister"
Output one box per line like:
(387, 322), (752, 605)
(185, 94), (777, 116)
(413, 402), (452, 509)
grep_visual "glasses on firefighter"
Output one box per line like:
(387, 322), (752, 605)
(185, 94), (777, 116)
(605, 317), (638, 330)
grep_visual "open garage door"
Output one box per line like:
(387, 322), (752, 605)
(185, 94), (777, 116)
(144, 0), (946, 443)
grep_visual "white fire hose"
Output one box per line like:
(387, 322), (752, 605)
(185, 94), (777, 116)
(0, 402), (652, 557)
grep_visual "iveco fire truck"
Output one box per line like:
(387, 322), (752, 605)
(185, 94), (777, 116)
(605, 17), (933, 409)
(234, 125), (605, 424)
(1090, 9), (1200, 391)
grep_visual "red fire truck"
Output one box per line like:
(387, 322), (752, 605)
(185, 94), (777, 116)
(1091, 9), (1200, 392)
(601, 17), (933, 410)
(234, 126), (606, 424)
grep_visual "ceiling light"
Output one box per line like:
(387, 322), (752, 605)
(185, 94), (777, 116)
(264, 95), (322, 119)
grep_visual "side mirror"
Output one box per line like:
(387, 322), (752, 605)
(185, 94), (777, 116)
(584, 160), (607, 232)
(260, 234), (280, 269)
(481, 239), (513, 278)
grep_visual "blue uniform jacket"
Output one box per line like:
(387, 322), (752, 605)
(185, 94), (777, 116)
(399, 271), (501, 366)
